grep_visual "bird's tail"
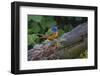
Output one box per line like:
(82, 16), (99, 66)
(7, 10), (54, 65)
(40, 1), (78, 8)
(37, 34), (48, 39)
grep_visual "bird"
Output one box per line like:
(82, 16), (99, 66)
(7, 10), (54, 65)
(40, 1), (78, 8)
(40, 25), (59, 41)
(38, 25), (59, 48)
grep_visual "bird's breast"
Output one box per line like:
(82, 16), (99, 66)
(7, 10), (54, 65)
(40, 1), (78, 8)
(47, 32), (58, 41)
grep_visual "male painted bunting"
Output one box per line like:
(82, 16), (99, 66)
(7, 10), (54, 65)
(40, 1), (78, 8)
(41, 25), (59, 41)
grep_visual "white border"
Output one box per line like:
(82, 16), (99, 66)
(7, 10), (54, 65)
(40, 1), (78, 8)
(20, 6), (95, 70)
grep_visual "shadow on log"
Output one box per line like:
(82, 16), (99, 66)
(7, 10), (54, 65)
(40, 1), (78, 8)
(28, 22), (88, 61)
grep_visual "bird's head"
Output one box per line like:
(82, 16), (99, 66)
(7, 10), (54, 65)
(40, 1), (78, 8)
(51, 25), (58, 33)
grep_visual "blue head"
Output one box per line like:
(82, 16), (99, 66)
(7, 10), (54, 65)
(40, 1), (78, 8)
(51, 25), (58, 33)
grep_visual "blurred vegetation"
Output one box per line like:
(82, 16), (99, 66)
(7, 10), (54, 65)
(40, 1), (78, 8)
(28, 15), (87, 58)
(79, 50), (88, 58)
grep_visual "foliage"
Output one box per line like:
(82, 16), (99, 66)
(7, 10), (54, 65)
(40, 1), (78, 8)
(79, 50), (88, 58)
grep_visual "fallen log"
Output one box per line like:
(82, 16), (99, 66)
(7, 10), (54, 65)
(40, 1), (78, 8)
(60, 22), (87, 46)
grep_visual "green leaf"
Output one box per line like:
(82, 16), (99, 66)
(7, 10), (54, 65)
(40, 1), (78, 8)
(28, 15), (43, 23)
(28, 34), (39, 45)
(28, 21), (41, 34)
(59, 29), (64, 36)
(64, 24), (73, 32)
(45, 29), (53, 35)
(32, 24), (40, 33)
(40, 17), (56, 30)
(79, 50), (88, 58)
